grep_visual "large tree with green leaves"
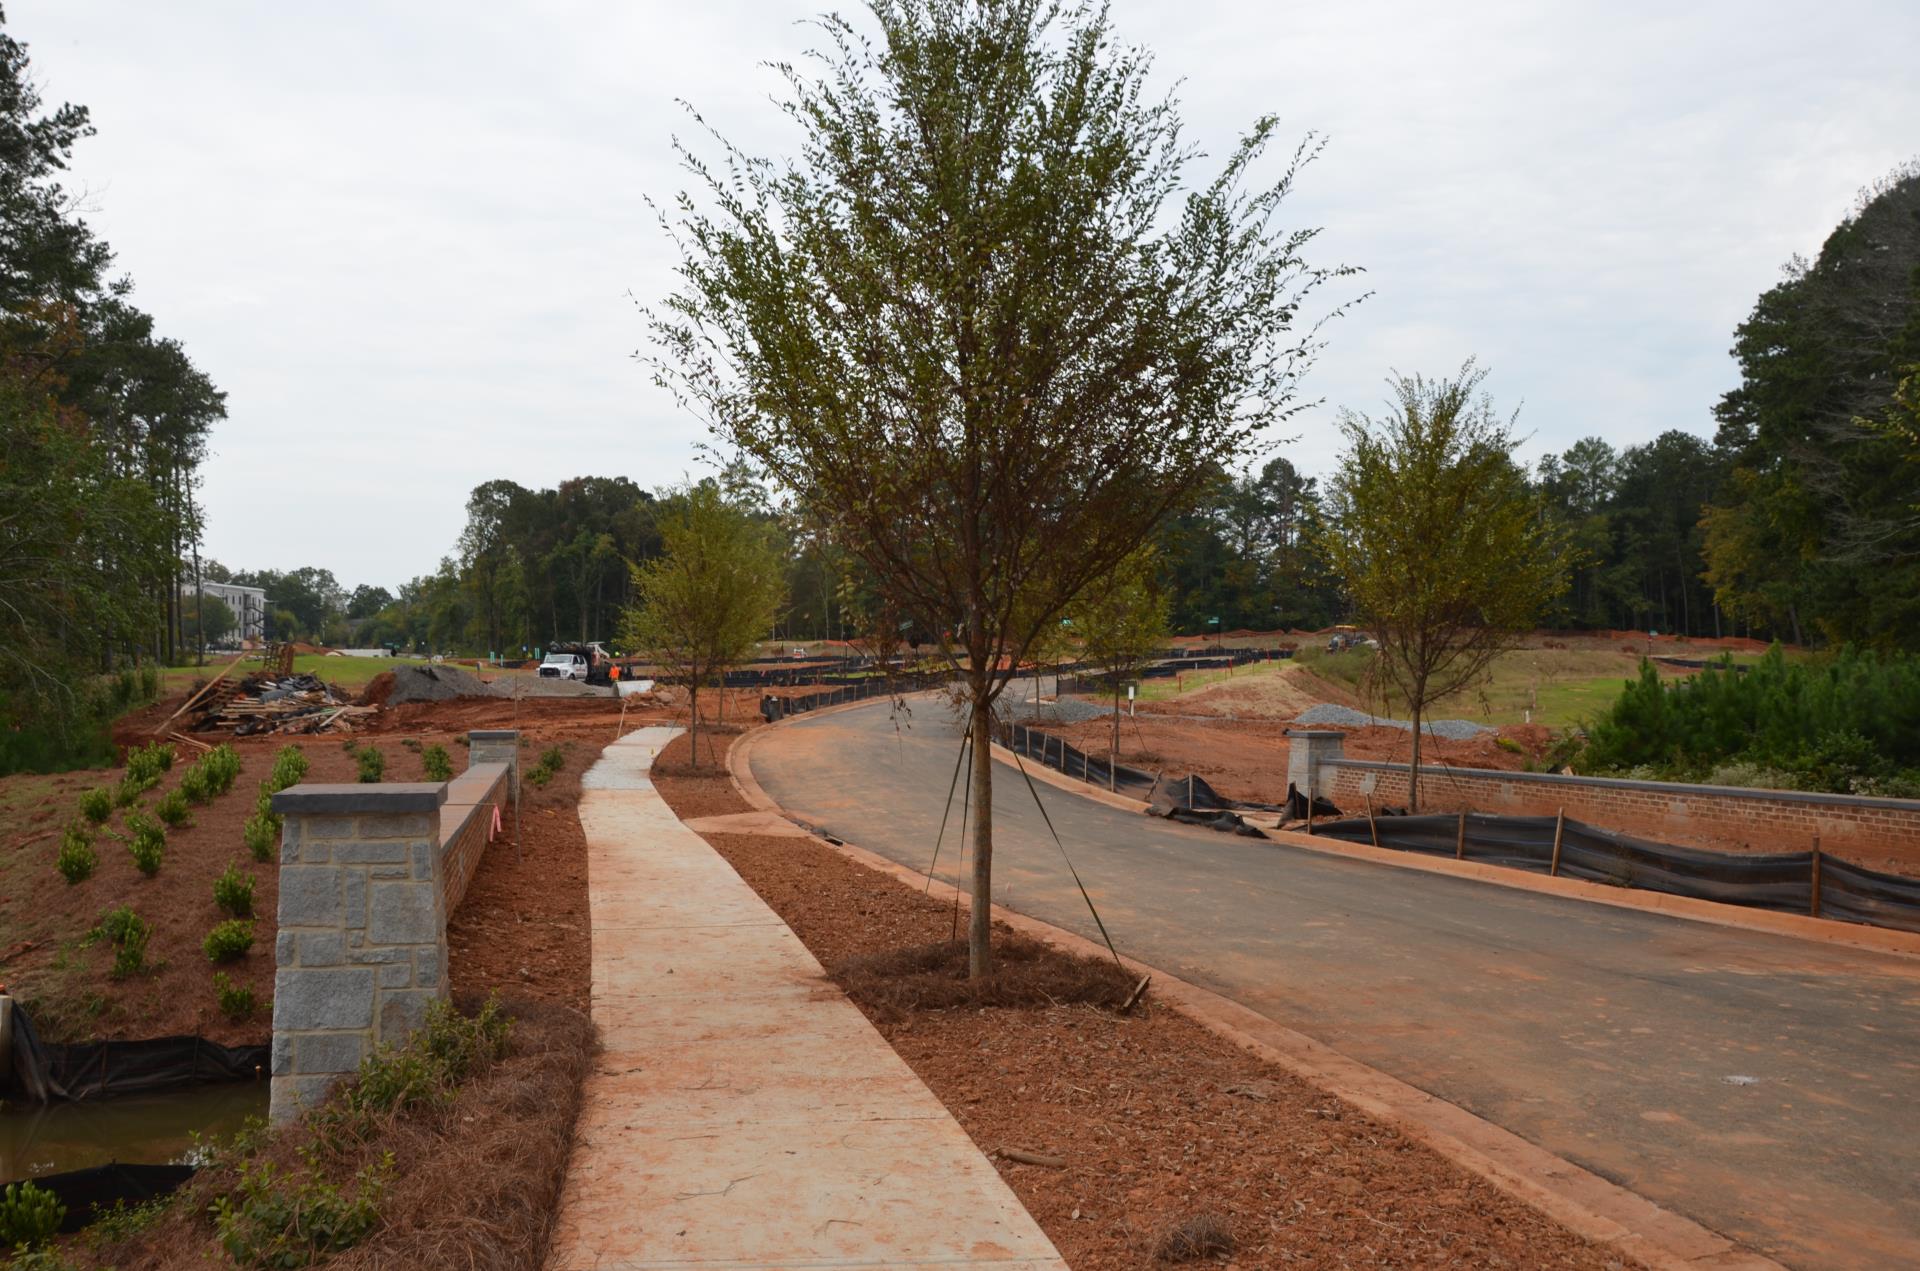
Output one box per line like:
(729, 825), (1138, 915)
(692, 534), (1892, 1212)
(622, 483), (786, 767)
(649, 0), (1348, 975)
(1324, 364), (1571, 810)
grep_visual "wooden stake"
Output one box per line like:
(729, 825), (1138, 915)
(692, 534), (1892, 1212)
(1549, 807), (1566, 876)
(1455, 810), (1467, 860)
(1365, 793), (1379, 848)
(1810, 835), (1822, 917)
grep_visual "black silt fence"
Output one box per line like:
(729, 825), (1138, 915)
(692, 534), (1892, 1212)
(1310, 812), (1920, 934)
(5, 1004), (268, 1102)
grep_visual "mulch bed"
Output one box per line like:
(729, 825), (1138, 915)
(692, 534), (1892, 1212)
(654, 728), (1618, 1270)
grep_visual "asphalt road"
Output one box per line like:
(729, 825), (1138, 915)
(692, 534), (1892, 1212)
(748, 698), (1920, 1271)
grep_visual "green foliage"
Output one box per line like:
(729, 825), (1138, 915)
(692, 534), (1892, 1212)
(123, 809), (166, 876)
(420, 743), (453, 782)
(81, 1194), (172, 1245)
(1323, 363), (1572, 808)
(203, 918), (256, 964)
(211, 1151), (391, 1269)
(622, 484), (786, 767)
(178, 763), (213, 804)
(125, 740), (175, 785)
(78, 786), (113, 824)
(355, 746), (385, 783)
(56, 823), (96, 883)
(269, 745), (309, 791)
(244, 808), (280, 863)
(214, 858), (255, 916)
(0, 1180), (64, 1249)
(319, 997), (513, 1145)
(213, 971), (258, 1022)
(154, 786), (193, 828)
(202, 743), (243, 795)
(96, 905), (151, 978)
(525, 746), (566, 789)
(1583, 647), (1920, 792)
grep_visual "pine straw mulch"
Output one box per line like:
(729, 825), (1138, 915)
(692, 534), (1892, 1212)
(657, 727), (1621, 1270)
(77, 996), (595, 1271)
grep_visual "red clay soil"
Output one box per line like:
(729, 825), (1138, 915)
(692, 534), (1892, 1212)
(0, 690), (687, 1045)
(653, 728), (1614, 1270)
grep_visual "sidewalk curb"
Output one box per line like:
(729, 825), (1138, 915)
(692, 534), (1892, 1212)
(729, 717), (1786, 1271)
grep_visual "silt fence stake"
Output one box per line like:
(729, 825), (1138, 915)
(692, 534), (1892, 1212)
(1811, 836), (1823, 917)
(1549, 807), (1566, 877)
(1456, 810), (1467, 860)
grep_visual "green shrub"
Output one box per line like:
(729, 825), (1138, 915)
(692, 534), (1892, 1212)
(1494, 736), (1525, 756)
(114, 772), (146, 807)
(124, 810), (166, 876)
(211, 1151), (391, 1269)
(203, 918), (256, 964)
(203, 742), (243, 795)
(319, 997), (512, 1146)
(526, 746), (565, 789)
(400, 737), (422, 752)
(78, 786), (113, 824)
(270, 744), (309, 791)
(0, 1179), (65, 1249)
(420, 743), (453, 782)
(96, 905), (152, 979)
(179, 762), (214, 804)
(155, 786), (193, 828)
(213, 971), (258, 1022)
(124, 740), (176, 785)
(243, 809), (279, 863)
(356, 746), (385, 783)
(56, 824), (97, 884)
(214, 859), (255, 917)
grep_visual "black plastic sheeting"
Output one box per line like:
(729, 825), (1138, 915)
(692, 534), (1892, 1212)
(11, 1162), (198, 1233)
(760, 669), (954, 723)
(996, 722), (1274, 837)
(1309, 812), (1920, 934)
(5, 1005), (268, 1103)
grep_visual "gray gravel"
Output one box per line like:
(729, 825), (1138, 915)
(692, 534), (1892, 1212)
(997, 696), (1113, 725)
(383, 664), (612, 703)
(1292, 703), (1490, 739)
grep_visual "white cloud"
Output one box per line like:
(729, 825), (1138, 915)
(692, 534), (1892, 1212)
(14, 0), (1918, 586)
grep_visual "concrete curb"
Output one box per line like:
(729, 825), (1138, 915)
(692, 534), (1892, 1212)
(728, 717), (1786, 1271)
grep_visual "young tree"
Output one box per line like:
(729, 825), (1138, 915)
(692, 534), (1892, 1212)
(622, 483), (786, 767)
(179, 592), (236, 651)
(1323, 364), (1571, 810)
(1067, 547), (1168, 786)
(650, 0), (1349, 976)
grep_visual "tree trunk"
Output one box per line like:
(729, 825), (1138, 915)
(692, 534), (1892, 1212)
(1408, 704), (1424, 813)
(688, 680), (701, 770)
(967, 687), (995, 978)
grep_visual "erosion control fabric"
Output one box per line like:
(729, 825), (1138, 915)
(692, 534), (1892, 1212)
(4, 1163), (197, 1233)
(1309, 812), (1920, 934)
(4, 1004), (269, 1102)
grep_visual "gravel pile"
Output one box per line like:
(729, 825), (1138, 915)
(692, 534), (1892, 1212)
(1292, 703), (1489, 739)
(511, 676), (613, 699)
(384, 664), (503, 704)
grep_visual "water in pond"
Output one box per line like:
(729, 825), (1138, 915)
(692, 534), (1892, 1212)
(0, 1082), (269, 1181)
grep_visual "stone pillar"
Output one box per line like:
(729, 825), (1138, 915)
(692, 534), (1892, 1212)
(269, 782), (449, 1124)
(1286, 730), (1346, 803)
(468, 729), (520, 799)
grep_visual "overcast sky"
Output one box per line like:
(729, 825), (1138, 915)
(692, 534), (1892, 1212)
(15, 2), (1919, 591)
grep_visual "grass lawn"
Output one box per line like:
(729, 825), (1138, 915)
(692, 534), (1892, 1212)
(158, 653), (435, 694)
(1290, 644), (1666, 730)
(1129, 657), (1286, 704)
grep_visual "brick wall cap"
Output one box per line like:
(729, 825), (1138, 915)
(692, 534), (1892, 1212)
(1323, 759), (1920, 812)
(273, 784), (449, 814)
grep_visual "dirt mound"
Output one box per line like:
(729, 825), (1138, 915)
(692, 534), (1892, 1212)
(382, 664), (505, 705)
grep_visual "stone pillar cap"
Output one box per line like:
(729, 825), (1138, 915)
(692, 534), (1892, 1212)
(468, 729), (520, 740)
(272, 783), (449, 814)
(1284, 729), (1347, 740)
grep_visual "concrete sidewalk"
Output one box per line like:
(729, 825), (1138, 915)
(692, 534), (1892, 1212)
(545, 727), (1065, 1271)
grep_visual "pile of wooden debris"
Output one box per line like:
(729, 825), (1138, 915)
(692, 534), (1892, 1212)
(154, 651), (377, 746)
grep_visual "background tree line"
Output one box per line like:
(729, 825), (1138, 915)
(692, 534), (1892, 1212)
(0, 12), (226, 769)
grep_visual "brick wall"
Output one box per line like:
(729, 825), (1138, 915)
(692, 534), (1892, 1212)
(439, 761), (510, 912)
(1322, 760), (1920, 876)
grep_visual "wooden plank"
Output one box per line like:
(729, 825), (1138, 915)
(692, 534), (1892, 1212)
(150, 650), (250, 735)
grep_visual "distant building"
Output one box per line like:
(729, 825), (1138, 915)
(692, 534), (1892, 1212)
(194, 580), (269, 643)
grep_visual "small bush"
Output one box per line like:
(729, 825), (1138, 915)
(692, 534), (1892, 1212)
(356, 746), (386, 783)
(319, 996), (514, 1145)
(57, 824), (97, 884)
(0, 1179), (66, 1249)
(179, 762), (214, 804)
(124, 810), (166, 876)
(1494, 736), (1525, 756)
(203, 742), (243, 795)
(114, 773), (146, 807)
(213, 971), (258, 1022)
(124, 740), (176, 785)
(203, 918), (256, 964)
(78, 786), (113, 824)
(421, 742), (453, 782)
(96, 905), (152, 979)
(243, 809), (280, 862)
(270, 743), (309, 791)
(400, 737), (422, 752)
(214, 858), (255, 917)
(155, 786), (194, 828)
(539, 745), (565, 775)
(212, 1152), (391, 1269)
